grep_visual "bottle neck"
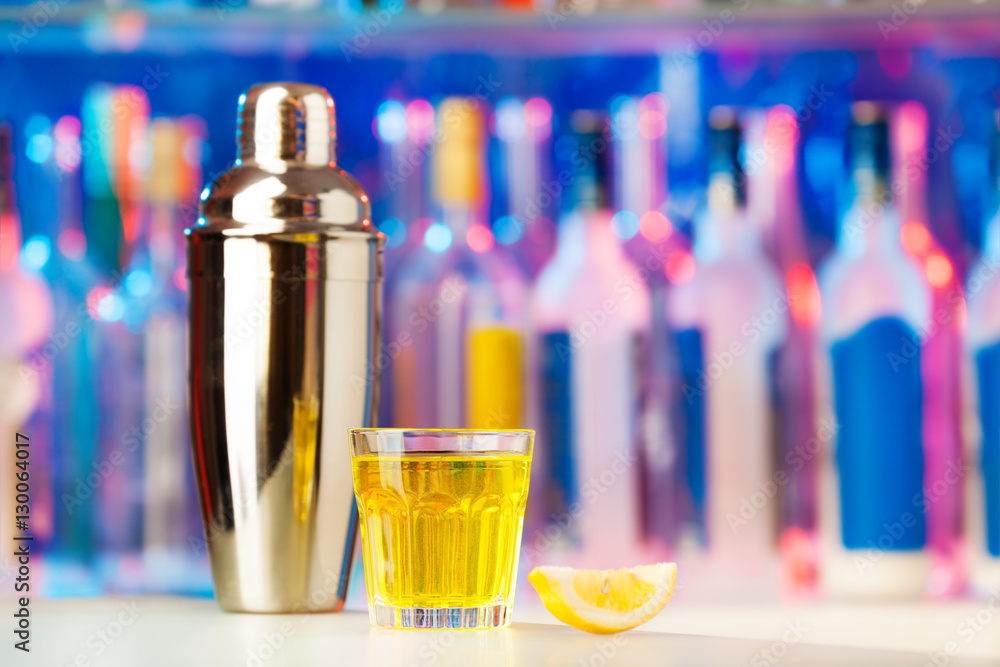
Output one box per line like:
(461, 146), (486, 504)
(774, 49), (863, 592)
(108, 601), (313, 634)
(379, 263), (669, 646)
(696, 173), (758, 260)
(557, 206), (624, 267)
(838, 171), (900, 255)
(984, 208), (1000, 265)
(707, 173), (740, 219)
(442, 202), (474, 238)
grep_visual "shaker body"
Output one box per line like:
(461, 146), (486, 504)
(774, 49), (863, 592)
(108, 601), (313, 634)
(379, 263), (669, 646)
(188, 230), (380, 612)
(185, 82), (383, 612)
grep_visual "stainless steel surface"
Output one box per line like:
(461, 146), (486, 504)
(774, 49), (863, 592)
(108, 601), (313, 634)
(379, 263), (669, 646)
(185, 82), (384, 613)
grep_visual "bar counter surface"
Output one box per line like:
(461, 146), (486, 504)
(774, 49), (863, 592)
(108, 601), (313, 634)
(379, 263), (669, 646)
(14, 595), (1000, 666)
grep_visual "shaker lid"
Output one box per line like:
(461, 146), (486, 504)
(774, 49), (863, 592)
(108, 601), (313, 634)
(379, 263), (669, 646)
(238, 82), (336, 169)
(191, 82), (379, 237)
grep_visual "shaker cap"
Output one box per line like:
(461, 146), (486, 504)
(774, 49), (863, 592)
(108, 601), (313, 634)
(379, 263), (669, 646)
(237, 82), (336, 169)
(193, 82), (379, 236)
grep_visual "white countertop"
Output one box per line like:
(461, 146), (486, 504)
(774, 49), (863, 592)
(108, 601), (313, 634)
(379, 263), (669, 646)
(10, 595), (1000, 666)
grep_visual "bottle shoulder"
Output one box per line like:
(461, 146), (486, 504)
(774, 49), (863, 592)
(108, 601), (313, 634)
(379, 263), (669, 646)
(966, 254), (1000, 348)
(818, 248), (931, 340)
(392, 244), (527, 325)
(532, 256), (650, 331)
(676, 255), (787, 348)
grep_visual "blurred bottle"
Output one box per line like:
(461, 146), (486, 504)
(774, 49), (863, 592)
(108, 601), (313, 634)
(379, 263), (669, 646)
(82, 85), (126, 278)
(92, 86), (150, 590)
(493, 96), (558, 279)
(375, 97), (434, 428)
(139, 117), (209, 593)
(668, 107), (785, 596)
(610, 93), (679, 555)
(529, 111), (651, 569)
(817, 102), (931, 599)
(389, 97), (527, 430)
(967, 113), (1000, 595)
(745, 106), (824, 591)
(249, 0), (320, 9)
(893, 101), (965, 597)
(0, 122), (54, 591)
(34, 115), (102, 594)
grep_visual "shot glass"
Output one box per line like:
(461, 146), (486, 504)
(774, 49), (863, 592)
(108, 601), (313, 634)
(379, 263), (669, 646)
(349, 428), (534, 629)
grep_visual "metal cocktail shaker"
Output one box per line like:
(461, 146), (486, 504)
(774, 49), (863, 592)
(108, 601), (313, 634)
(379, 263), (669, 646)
(185, 82), (383, 613)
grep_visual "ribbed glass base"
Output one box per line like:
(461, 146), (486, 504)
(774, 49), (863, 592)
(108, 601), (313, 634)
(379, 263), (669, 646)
(370, 602), (513, 629)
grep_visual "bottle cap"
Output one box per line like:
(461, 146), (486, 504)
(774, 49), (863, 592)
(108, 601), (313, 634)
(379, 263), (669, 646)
(556, 110), (611, 213)
(849, 101), (890, 180)
(432, 97), (485, 207)
(707, 106), (746, 206)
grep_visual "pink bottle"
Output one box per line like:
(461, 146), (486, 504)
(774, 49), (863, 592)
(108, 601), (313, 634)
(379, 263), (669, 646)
(0, 123), (54, 589)
(892, 101), (965, 597)
(528, 111), (652, 570)
(668, 108), (786, 599)
(745, 106), (824, 592)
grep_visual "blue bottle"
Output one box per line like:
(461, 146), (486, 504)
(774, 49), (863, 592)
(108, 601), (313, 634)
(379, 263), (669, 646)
(967, 117), (1000, 594)
(817, 102), (931, 598)
(668, 108), (786, 595)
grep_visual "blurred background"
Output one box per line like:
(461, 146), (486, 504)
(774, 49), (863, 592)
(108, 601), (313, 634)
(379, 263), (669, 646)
(1, 0), (999, 612)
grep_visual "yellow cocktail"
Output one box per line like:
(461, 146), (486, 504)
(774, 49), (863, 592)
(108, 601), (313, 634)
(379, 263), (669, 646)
(349, 429), (533, 629)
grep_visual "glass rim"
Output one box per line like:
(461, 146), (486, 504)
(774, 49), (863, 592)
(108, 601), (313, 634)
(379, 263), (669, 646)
(349, 428), (534, 456)
(349, 428), (534, 437)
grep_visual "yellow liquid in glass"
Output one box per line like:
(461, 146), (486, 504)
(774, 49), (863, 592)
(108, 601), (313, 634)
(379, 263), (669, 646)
(353, 453), (530, 610)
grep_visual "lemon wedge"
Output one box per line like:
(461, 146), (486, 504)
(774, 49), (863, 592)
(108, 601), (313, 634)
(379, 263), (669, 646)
(528, 562), (677, 634)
